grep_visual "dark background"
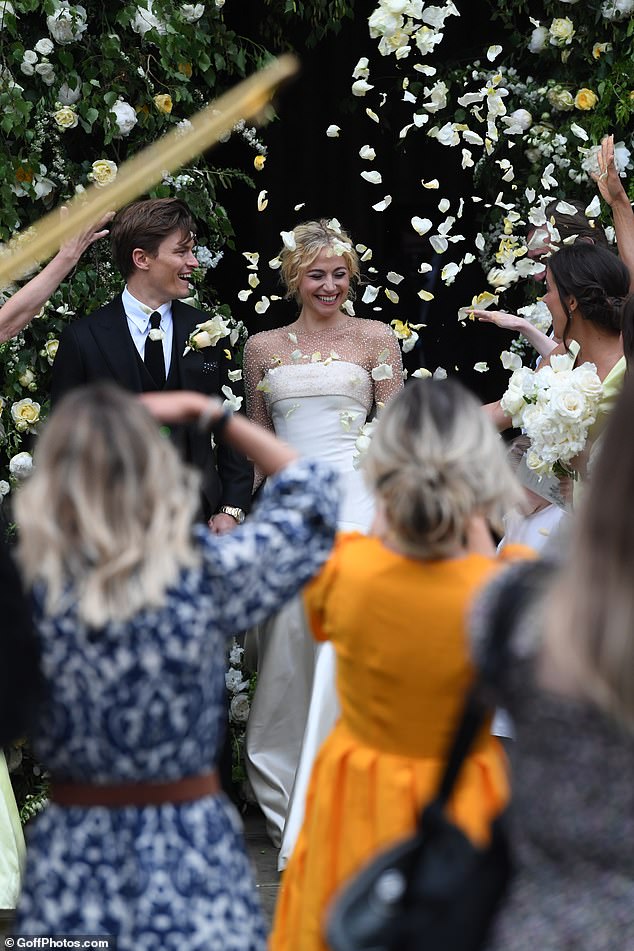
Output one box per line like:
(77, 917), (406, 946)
(212, 0), (510, 401)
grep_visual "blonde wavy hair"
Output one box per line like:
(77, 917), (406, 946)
(280, 219), (360, 302)
(364, 379), (524, 560)
(15, 383), (201, 628)
(545, 377), (634, 731)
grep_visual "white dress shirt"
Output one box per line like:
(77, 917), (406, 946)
(122, 286), (173, 377)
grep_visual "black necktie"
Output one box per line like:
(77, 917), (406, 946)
(144, 311), (166, 388)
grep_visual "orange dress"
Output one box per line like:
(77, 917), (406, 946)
(269, 533), (531, 951)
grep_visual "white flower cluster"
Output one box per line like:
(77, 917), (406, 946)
(193, 245), (223, 269)
(47, 2), (88, 45)
(226, 639), (250, 724)
(368, 0), (458, 60)
(500, 354), (603, 477)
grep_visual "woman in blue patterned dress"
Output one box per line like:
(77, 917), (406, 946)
(10, 383), (339, 950)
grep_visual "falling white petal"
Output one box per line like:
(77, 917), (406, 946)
(385, 289), (399, 304)
(411, 216), (432, 236)
(570, 122), (589, 142)
(326, 124), (341, 137)
(422, 179), (439, 189)
(487, 45), (502, 61)
(362, 285), (380, 304)
(366, 108), (380, 123)
(352, 79), (374, 96)
(387, 271), (404, 285)
(372, 195), (392, 212)
(473, 361), (489, 373)
(361, 170), (383, 184)
(257, 190), (268, 211)
(359, 145), (376, 160)
(430, 235), (449, 253)
(371, 363), (393, 381)
(237, 289), (252, 302)
(254, 297), (270, 314)
(280, 230), (297, 251)
(585, 195), (601, 218)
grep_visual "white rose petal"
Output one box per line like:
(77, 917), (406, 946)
(372, 195), (392, 212)
(362, 285), (380, 304)
(487, 44), (503, 61)
(326, 124), (341, 137)
(387, 271), (404, 284)
(371, 363), (393, 381)
(361, 170), (382, 184)
(280, 230), (296, 251)
(255, 297), (270, 314)
(474, 361), (489, 373)
(352, 79), (374, 97)
(359, 145), (376, 160)
(411, 216), (432, 236)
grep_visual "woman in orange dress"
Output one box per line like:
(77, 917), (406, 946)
(270, 378), (532, 951)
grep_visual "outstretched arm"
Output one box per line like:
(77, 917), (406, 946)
(592, 134), (634, 291)
(0, 210), (113, 344)
(474, 309), (558, 358)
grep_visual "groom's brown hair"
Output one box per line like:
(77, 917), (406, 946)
(110, 198), (196, 278)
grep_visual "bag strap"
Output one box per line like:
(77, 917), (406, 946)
(434, 559), (549, 809)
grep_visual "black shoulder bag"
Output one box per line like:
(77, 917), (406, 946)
(325, 561), (546, 951)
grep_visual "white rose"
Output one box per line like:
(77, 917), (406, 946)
(53, 106), (78, 129)
(549, 17), (575, 46)
(35, 38), (55, 55)
(9, 451), (33, 479)
(181, 3), (204, 21)
(42, 338), (59, 364)
(0, 480), (10, 498)
(551, 388), (586, 421)
(110, 99), (137, 137)
(89, 159), (118, 187)
(11, 398), (41, 432)
(230, 693), (250, 723)
(500, 382), (526, 421)
(57, 80), (81, 105)
(131, 1), (167, 35)
(508, 108), (532, 130)
(601, 0), (634, 19)
(229, 642), (244, 666)
(574, 366), (603, 403)
(23, 50), (38, 65)
(225, 668), (247, 694)
(528, 25), (548, 53)
(47, 2), (88, 45)
(36, 62), (56, 85)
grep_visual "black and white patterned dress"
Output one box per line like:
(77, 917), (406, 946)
(13, 459), (339, 951)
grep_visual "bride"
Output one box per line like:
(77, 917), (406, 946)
(244, 220), (403, 866)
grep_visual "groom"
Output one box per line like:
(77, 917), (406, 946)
(51, 198), (253, 531)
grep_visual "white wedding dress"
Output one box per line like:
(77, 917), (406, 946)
(244, 358), (391, 869)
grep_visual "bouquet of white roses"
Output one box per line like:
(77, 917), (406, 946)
(500, 351), (603, 478)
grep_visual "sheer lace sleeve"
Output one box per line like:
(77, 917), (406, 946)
(368, 322), (404, 407)
(243, 334), (274, 432)
(244, 334), (275, 491)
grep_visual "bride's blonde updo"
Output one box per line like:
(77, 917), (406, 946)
(280, 219), (360, 302)
(364, 379), (523, 559)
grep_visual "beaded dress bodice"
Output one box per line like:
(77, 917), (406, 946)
(244, 316), (403, 527)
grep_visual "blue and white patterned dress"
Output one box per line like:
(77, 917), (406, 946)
(13, 459), (339, 950)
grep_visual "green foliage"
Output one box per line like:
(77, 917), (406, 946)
(261, 0), (355, 47)
(0, 0), (351, 819)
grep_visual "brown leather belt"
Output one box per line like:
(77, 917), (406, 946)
(51, 769), (220, 807)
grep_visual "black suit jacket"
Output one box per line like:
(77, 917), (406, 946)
(51, 295), (253, 519)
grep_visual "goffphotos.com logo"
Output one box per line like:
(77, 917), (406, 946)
(4, 939), (114, 949)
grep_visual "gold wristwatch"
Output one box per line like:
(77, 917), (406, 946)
(218, 505), (246, 525)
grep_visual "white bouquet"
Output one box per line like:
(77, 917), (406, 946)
(500, 350), (603, 478)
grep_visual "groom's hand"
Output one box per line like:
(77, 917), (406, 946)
(208, 512), (239, 534)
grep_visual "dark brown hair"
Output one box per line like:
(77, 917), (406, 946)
(110, 198), (196, 278)
(547, 243), (629, 349)
(544, 198), (608, 248)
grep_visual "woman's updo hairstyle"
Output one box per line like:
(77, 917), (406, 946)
(548, 243), (630, 347)
(364, 379), (523, 560)
(544, 198), (608, 248)
(280, 219), (360, 302)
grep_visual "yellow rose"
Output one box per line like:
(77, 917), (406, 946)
(592, 42), (611, 59)
(575, 88), (598, 111)
(53, 106), (78, 130)
(153, 94), (173, 114)
(253, 154), (266, 171)
(90, 159), (118, 188)
(41, 338), (59, 365)
(11, 398), (41, 432)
